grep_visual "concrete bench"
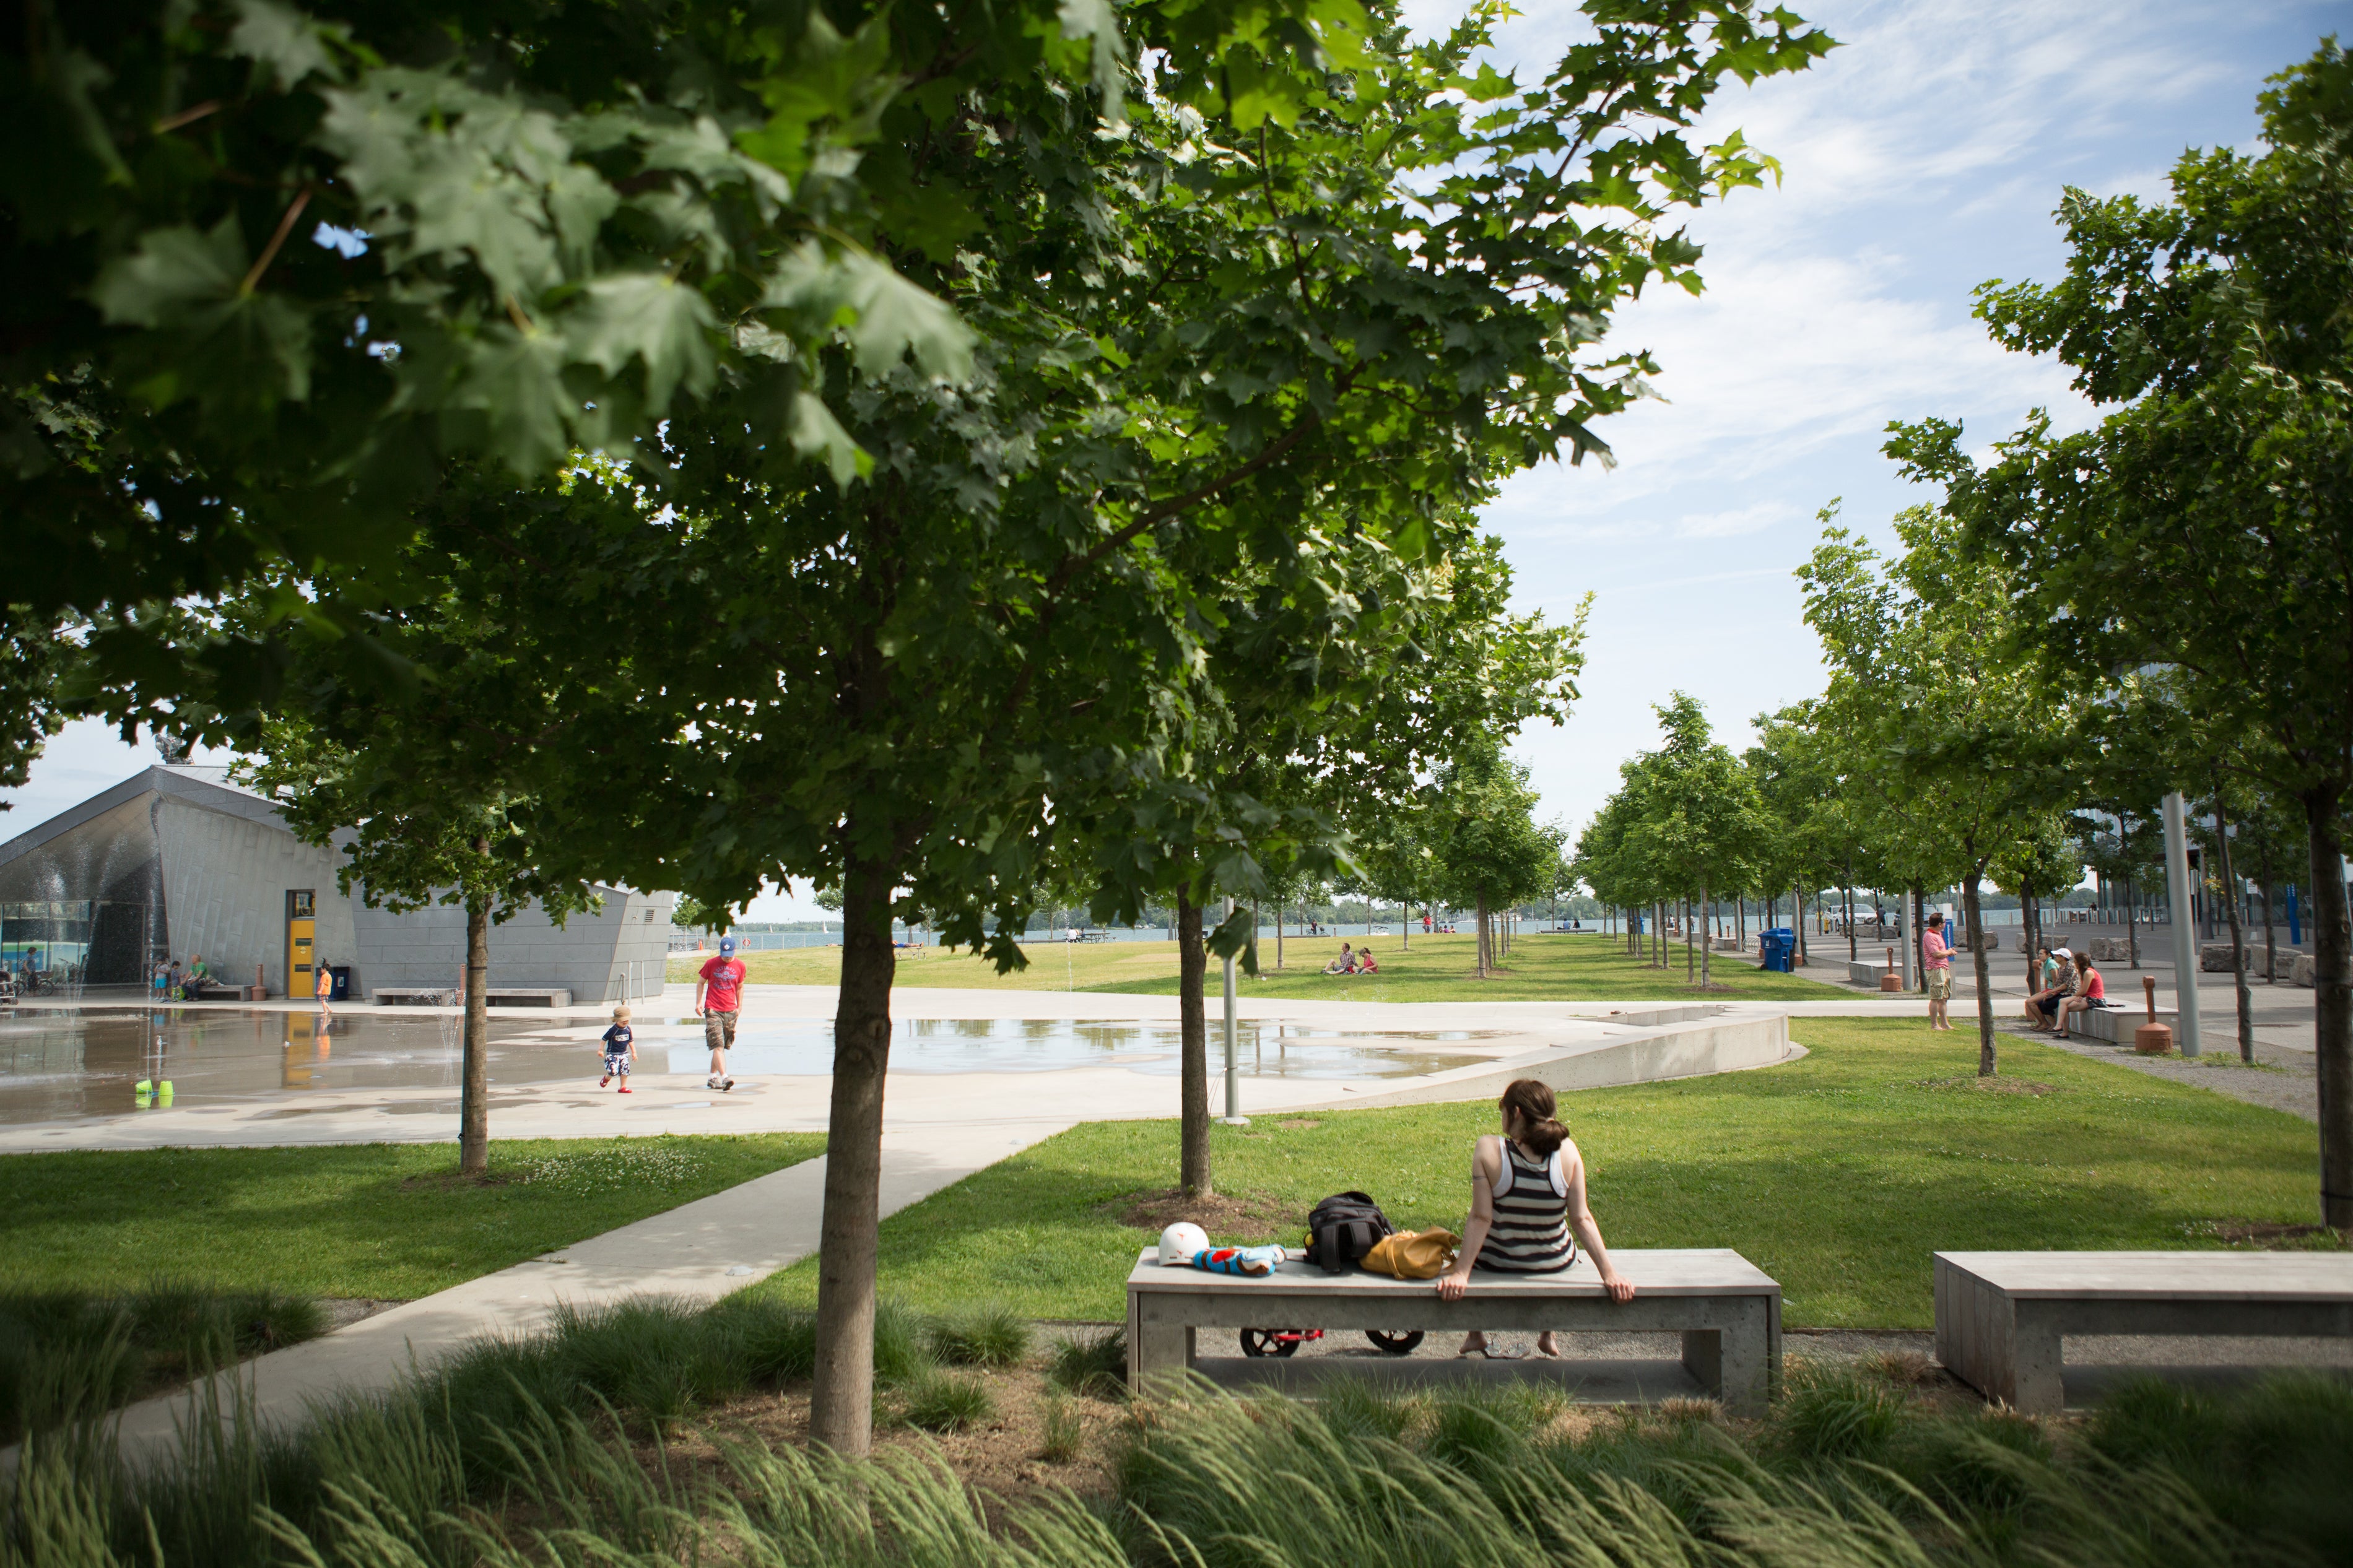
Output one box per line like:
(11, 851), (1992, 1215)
(1934, 1251), (2353, 1414)
(1125, 1246), (1781, 1415)
(1847, 961), (1898, 989)
(372, 986), (573, 1007)
(2071, 1005), (2175, 1046)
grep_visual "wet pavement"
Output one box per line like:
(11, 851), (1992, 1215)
(0, 1006), (1508, 1130)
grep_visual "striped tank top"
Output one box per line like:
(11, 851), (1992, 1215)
(1477, 1138), (1578, 1273)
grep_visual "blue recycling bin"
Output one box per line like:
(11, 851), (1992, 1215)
(1759, 928), (1794, 973)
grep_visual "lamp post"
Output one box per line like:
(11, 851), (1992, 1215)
(2162, 790), (2203, 1057)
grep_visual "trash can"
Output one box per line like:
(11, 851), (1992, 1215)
(1759, 929), (1794, 974)
(329, 965), (352, 1001)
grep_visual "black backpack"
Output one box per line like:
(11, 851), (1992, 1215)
(1304, 1190), (1394, 1273)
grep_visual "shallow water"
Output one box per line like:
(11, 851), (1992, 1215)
(0, 1008), (1493, 1124)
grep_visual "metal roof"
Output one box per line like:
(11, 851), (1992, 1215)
(0, 765), (290, 878)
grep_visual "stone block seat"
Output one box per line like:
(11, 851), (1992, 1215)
(1847, 961), (1897, 989)
(1934, 1251), (2353, 1414)
(372, 986), (573, 1008)
(2070, 1005), (2176, 1046)
(1125, 1246), (1781, 1415)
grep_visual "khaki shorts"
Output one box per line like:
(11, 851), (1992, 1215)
(705, 1008), (739, 1053)
(1928, 970), (1951, 1000)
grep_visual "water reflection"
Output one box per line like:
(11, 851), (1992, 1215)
(0, 1008), (1498, 1125)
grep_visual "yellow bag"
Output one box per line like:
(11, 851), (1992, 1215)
(1362, 1228), (1460, 1280)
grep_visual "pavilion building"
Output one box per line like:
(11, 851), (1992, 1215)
(0, 763), (669, 1002)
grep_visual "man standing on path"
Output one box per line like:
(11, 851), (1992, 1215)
(695, 935), (744, 1091)
(1921, 912), (1955, 1031)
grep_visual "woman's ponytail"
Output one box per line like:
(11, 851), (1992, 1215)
(1498, 1078), (1567, 1156)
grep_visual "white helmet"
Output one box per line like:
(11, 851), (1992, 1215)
(1157, 1221), (1209, 1266)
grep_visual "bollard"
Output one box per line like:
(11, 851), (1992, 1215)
(2134, 975), (2173, 1054)
(1879, 944), (1902, 992)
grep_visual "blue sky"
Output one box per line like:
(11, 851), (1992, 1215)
(1446, 0), (2344, 855)
(6, 0), (2339, 919)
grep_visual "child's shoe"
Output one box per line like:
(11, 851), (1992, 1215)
(617, 1085), (632, 1093)
(720, 1077), (735, 1092)
(600, 1073), (612, 1088)
(707, 1075), (722, 1089)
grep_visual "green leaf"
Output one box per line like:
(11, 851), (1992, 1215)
(229, 0), (346, 89)
(788, 390), (874, 488)
(763, 242), (975, 383)
(89, 219), (246, 327)
(1056, 0), (1129, 124)
(563, 273), (719, 412)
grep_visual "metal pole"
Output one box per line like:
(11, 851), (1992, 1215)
(1220, 894), (1248, 1125)
(2162, 790), (2203, 1057)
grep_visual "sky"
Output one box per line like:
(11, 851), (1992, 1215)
(4, 0), (2340, 919)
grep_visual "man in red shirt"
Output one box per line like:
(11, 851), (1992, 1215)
(694, 935), (744, 1091)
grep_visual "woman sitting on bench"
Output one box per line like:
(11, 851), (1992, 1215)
(1436, 1078), (1635, 1358)
(2053, 950), (2107, 1034)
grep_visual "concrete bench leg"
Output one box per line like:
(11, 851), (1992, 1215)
(1679, 1299), (1772, 1416)
(1680, 1329), (1720, 1397)
(1126, 1295), (1194, 1391)
(1720, 1299), (1773, 1416)
(1936, 1260), (2064, 1414)
(2007, 1304), (2063, 1416)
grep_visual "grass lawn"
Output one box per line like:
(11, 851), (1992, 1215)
(744, 1018), (2331, 1328)
(0, 1132), (825, 1301)
(677, 930), (1856, 1003)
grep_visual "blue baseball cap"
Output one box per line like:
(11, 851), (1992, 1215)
(718, 935), (737, 955)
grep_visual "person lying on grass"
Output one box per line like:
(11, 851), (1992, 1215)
(1437, 1077), (1634, 1358)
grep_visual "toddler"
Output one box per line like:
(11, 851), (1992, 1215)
(599, 1005), (637, 1092)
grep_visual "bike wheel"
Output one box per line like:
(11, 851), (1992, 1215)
(1364, 1330), (1425, 1356)
(1239, 1328), (1303, 1358)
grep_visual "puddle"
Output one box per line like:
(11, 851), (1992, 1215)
(0, 1008), (1489, 1126)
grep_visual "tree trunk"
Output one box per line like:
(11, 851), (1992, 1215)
(2306, 798), (2352, 1228)
(809, 851), (900, 1455)
(2215, 793), (2252, 1062)
(2020, 881), (2037, 995)
(1275, 897), (1284, 969)
(1794, 880), (1807, 966)
(1845, 881), (1856, 962)
(1964, 870), (1996, 1078)
(1700, 885), (1713, 989)
(1475, 895), (1490, 977)
(459, 893), (490, 1176)
(1176, 891), (1210, 1197)
(2126, 874), (2139, 968)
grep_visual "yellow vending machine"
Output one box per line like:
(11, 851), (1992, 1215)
(286, 889), (316, 1000)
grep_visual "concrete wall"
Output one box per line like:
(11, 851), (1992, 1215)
(350, 886), (673, 1002)
(154, 797), (357, 995)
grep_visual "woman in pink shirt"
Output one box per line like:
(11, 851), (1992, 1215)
(2055, 953), (2106, 1036)
(1920, 912), (1955, 1031)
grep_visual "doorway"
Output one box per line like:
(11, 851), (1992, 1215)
(285, 889), (316, 1000)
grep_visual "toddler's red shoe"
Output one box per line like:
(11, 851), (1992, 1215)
(618, 1085), (632, 1093)
(599, 1073), (611, 1087)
